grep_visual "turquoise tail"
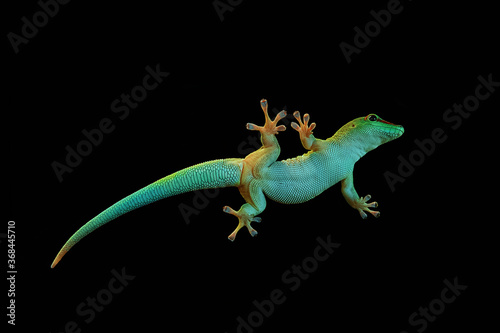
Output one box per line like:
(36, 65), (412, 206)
(51, 158), (242, 268)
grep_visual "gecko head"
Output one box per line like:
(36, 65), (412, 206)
(334, 114), (404, 152)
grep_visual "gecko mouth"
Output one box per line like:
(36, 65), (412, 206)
(376, 124), (404, 139)
(388, 125), (404, 138)
(391, 125), (405, 138)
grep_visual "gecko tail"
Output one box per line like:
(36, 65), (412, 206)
(51, 158), (243, 268)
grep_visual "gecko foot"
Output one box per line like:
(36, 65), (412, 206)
(291, 111), (316, 137)
(354, 194), (380, 219)
(223, 205), (262, 241)
(246, 99), (287, 135)
(291, 110), (317, 150)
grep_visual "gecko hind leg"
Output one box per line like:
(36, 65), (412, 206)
(223, 181), (267, 241)
(223, 100), (282, 241)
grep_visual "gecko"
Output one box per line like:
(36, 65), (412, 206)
(51, 99), (404, 268)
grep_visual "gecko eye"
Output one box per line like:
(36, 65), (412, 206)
(368, 115), (377, 121)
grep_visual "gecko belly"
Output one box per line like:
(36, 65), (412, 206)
(261, 179), (328, 204)
(259, 156), (339, 204)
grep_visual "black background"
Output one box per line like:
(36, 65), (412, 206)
(5, 0), (497, 332)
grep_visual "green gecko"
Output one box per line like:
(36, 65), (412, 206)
(51, 99), (404, 268)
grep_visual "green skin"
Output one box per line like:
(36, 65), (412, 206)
(51, 99), (404, 268)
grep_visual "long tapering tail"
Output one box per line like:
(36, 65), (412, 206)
(51, 158), (242, 268)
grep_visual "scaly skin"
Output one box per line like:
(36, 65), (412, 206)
(51, 99), (403, 268)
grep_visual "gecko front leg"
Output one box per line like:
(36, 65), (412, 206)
(291, 111), (328, 152)
(341, 173), (380, 219)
